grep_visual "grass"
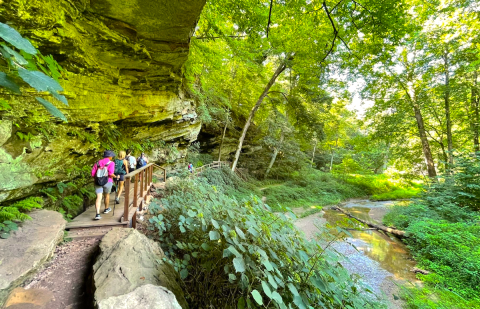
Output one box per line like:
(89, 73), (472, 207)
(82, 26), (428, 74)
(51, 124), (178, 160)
(371, 188), (421, 201)
(261, 170), (421, 211)
(262, 170), (366, 211)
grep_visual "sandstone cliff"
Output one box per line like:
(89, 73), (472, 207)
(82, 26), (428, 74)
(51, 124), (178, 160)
(0, 0), (206, 202)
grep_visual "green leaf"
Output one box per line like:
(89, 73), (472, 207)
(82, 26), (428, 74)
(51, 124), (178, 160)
(235, 226), (246, 239)
(187, 209), (196, 217)
(251, 290), (263, 305)
(247, 226), (259, 237)
(287, 283), (299, 296)
(0, 232), (10, 239)
(209, 230), (220, 240)
(51, 90), (68, 106)
(262, 259), (274, 271)
(0, 72), (21, 94)
(271, 291), (283, 304)
(1, 44), (28, 65)
(228, 273), (236, 281)
(179, 225), (186, 233)
(233, 257), (246, 273)
(293, 295), (307, 309)
(211, 218), (219, 229)
(237, 297), (246, 309)
(261, 281), (272, 299)
(227, 245), (242, 258)
(268, 273), (278, 290)
(18, 68), (63, 92)
(180, 268), (188, 279)
(0, 22), (37, 54)
(35, 97), (67, 122)
(201, 243), (211, 251)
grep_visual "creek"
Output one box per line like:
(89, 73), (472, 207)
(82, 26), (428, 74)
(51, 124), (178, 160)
(295, 200), (420, 308)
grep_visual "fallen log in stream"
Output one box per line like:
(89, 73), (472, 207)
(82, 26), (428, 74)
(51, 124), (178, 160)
(331, 206), (406, 237)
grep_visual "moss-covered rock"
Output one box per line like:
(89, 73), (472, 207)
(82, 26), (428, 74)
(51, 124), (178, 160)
(0, 0), (206, 202)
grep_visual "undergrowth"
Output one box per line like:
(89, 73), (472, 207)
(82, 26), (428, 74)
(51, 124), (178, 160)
(148, 168), (383, 308)
(383, 154), (480, 308)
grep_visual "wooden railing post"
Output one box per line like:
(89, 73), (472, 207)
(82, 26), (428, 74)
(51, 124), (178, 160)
(144, 168), (148, 192)
(123, 177), (130, 222)
(139, 170), (144, 211)
(132, 210), (137, 229)
(133, 174), (138, 214)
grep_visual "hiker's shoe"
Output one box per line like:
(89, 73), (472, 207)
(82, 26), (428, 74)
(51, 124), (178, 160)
(103, 208), (112, 214)
(115, 198), (120, 204)
(95, 214), (101, 220)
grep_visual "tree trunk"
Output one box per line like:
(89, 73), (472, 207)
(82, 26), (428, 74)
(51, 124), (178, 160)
(264, 132), (284, 179)
(413, 104), (437, 178)
(332, 206), (406, 237)
(218, 120), (228, 162)
(472, 71), (480, 152)
(231, 61), (288, 171)
(443, 51), (453, 167)
(311, 141), (317, 166)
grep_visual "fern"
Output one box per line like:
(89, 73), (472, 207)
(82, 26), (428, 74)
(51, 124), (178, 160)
(0, 197), (43, 238)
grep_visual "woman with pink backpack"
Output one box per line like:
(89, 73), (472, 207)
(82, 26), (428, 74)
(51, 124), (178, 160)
(91, 150), (116, 220)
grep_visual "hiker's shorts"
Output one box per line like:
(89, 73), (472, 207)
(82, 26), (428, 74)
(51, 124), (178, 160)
(95, 182), (113, 194)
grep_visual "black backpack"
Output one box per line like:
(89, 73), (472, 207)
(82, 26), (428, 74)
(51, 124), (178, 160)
(94, 161), (110, 186)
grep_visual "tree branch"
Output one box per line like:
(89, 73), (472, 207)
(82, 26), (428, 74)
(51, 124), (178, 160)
(321, 1), (339, 63)
(267, 0), (274, 38)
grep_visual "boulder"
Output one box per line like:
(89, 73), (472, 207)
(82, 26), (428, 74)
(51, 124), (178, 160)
(93, 228), (187, 309)
(98, 284), (182, 309)
(0, 210), (66, 306)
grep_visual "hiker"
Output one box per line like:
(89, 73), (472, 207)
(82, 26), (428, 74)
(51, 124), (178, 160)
(137, 152), (148, 169)
(114, 150), (129, 204)
(188, 162), (193, 173)
(91, 150), (116, 220)
(126, 149), (136, 173)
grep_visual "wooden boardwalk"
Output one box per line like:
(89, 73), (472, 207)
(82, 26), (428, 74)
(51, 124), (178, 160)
(66, 164), (166, 231)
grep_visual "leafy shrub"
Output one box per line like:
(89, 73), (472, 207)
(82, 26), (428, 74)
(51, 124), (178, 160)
(148, 174), (381, 308)
(383, 153), (480, 306)
(0, 197), (43, 238)
(0, 22), (69, 121)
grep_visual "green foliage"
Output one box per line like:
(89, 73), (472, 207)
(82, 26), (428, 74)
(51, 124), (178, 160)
(261, 169), (363, 210)
(0, 22), (68, 121)
(148, 170), (382, 308)
(383, 154), (480, 305)
(370, 188), (420, 201)
(0, 197), (43, 238)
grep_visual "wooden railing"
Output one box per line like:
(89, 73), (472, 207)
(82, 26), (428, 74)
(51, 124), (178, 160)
(191, 161), (231, 176)
(122, 163), (166, 227)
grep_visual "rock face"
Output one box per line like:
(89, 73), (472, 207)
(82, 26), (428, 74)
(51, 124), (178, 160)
(0, 0), (206, 202)
(98, 284), (182, 309)
(0, 210), (66, 307)
(93, 228), (187, 308)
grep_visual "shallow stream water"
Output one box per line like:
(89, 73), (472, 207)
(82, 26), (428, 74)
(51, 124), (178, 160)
(294, 200), (420, 308)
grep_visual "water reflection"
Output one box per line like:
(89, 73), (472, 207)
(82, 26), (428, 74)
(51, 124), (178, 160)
(323, 202), (417, 282)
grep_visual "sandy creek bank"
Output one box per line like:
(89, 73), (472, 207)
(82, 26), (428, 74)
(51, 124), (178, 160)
(294, 200), (421, 309)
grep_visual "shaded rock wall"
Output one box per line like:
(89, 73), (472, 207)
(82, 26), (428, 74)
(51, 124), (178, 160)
(0, 0), (206, 202)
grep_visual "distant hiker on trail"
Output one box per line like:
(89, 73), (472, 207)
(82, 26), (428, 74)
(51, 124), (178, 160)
(188, 163), (193, 173)
(137, 152), (148, 169)
(126, 149), (136, 173)
(114, 150), (129, 205)
(91, 150), (116, 220)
